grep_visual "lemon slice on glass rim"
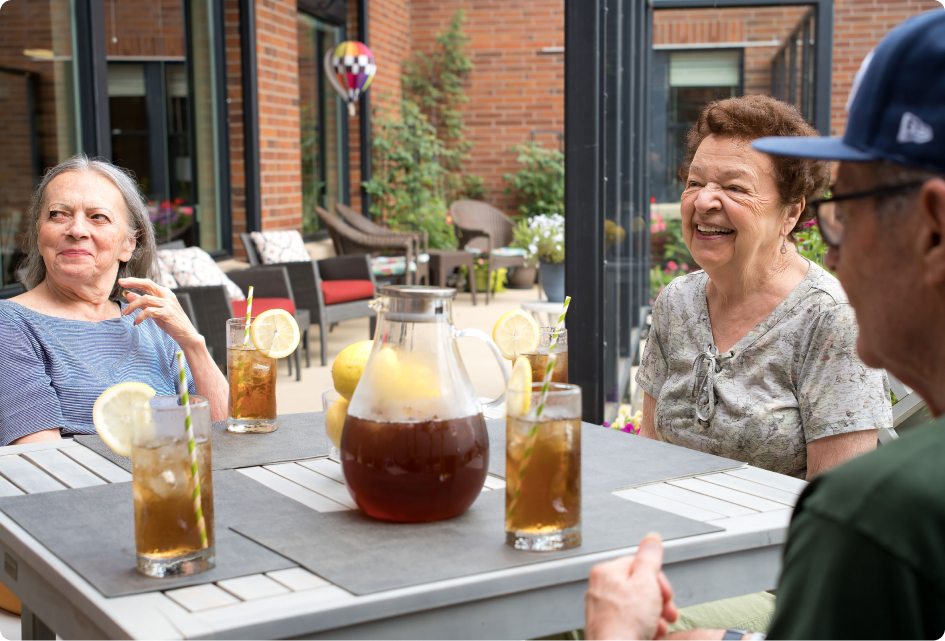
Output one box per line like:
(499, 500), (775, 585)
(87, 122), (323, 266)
(492, 309), (540, 360)
(506, 356), (533, 418)
(93, 382), (157, 456)
(251, 308), (301, 358)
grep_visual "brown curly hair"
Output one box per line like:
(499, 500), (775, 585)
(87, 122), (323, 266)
(678, 94), (830, 241)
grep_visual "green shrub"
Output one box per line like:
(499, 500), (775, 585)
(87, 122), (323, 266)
(503, 142), (565, 218)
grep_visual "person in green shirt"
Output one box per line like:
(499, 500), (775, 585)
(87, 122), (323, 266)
(584, 11), (945, 640)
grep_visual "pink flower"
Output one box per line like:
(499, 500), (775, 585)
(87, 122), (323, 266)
(667, 261), (678, 271)
(804, 220), (818, 229)
(620, 423), (636, 434)
(681, 263), (689, 271)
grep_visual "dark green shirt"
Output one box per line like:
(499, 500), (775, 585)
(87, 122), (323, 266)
(768, 417), (945, 639)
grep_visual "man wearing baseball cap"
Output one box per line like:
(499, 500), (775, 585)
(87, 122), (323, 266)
(585, 11), (945, 640)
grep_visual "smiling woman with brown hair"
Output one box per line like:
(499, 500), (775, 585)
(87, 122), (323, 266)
(636, 94), (892, 481)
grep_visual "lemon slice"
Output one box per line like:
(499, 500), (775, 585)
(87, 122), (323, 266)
(251, 309), (301, 358)
(93, 382), (156, 456)
(506, 356), (533, 418)
(492, 309), (541, 360)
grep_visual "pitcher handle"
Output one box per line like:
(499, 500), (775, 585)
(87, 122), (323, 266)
(455, 328), (509, 412)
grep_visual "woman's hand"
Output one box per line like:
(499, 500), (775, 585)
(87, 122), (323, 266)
(118, 277), (201, 350)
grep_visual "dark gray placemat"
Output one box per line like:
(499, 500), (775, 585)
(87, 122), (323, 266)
(486, 419), (740, 489)
(232, 488), (722, 595)
(75, 412), (329, 472)
(0, 470), (298, 597)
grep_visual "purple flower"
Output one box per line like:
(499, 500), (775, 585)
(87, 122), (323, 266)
(620, 423), (636, 434)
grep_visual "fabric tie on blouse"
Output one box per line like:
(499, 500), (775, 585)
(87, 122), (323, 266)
(690, 344), (735, 422)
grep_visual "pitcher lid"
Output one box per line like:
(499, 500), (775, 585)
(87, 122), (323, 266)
(379, 285), (457, 299)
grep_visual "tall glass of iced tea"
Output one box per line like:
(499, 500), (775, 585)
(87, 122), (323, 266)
(506, 382), (581, 551)
(226, 318), (278, 433)
(523, 328), (568, 383)
(132, 395), (215, 577)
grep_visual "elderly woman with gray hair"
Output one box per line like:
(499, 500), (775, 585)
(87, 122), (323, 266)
(0, 156), (228, 446)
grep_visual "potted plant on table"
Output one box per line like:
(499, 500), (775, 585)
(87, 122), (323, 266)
(512, 213), (565, 302)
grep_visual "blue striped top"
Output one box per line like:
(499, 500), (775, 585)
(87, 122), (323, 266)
(0, 300), (196, 446)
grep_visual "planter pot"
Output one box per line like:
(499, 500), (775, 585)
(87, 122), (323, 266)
(539, 260), (565, 302)
(507, 265), (537, 289)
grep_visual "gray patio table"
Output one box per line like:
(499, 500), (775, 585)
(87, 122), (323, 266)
(0, 416), (805, 640)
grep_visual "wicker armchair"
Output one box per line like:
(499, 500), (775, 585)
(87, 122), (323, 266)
(335, 203), (429, 255)
(448, 200), (527, 303)
(314, 206), (426, 285)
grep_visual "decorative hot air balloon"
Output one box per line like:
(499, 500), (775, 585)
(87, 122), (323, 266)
(323, 41), (377, 117)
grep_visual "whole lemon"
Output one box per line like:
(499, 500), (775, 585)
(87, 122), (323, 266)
(325, 397), (349, 448)
(331, 340), (373, 400)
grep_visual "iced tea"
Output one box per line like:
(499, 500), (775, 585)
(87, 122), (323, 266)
(132, 396), (216, 577)
(506, 383), (581, 551)
(522, 327), (568, 383)
(226, 318), (278, 433)
(341, 414), (489, 522)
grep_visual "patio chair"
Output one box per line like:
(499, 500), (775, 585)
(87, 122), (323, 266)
(240, 234), (377, 366)
(314, 206), (426, 285)
(335, 203), (430, 259)
(449, 200), (527, 303)
(878, 372), (935, 445)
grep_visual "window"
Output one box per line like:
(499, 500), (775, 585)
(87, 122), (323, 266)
(297, 13), (348, 237)
(0, 0), (79, 292)
(105, 0), (227, 252)
(650, 49), (742, 203)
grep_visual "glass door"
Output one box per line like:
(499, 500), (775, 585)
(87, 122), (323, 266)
(297, 13), (347, 237)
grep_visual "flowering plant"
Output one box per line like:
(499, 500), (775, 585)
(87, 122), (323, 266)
(603, 406), (643, 434)
(149, 198), (194, 238)
(796, 219), (830, 269)
(511, 213), (565, 264)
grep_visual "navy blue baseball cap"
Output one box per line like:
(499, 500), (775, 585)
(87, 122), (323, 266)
(753, 11), (945, 173)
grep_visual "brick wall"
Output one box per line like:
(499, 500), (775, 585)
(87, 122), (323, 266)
(409, 0), (564, 216)
(225, 0), (248, 256)
(256, 0), (303, 231)
(830, 0), (940, 136)
(105, 0), (185, 58)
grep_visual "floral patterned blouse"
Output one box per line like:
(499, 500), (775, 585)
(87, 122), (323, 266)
(636, 262), (892, 478)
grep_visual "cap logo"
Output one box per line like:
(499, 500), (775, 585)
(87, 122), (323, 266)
(897, 112), (934, 145)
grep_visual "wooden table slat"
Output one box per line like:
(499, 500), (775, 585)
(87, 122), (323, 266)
(236, 467), (350, 513)
(59, 445), (132, 484)
(611, 487), (725, 522)
(297, 458), (344, 483)
(668, 477), (787, 513)
(483, 474), (506, 490)
(725, 466), (808, 495)
(164, 584), (241, 612)
(217, 574), (292, 601)
(21, 449), (107, 489)
(263, 463), (358, 510)
(0, 439), (79, 456)
(637, 482), (757, 517)
(265, 567), (332, 592)
(696, 472), (800, 507)
(0, 474), (24, 498)
(0, 455), (67, 494)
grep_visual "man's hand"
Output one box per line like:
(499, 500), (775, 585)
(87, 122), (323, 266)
(585, 533), (678, 640)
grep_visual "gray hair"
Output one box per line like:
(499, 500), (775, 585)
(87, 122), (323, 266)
(20, 155), (157, 298)
(864, 161), (945, 218)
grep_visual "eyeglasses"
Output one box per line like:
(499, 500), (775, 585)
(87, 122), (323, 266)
(808, 181), (926, 248)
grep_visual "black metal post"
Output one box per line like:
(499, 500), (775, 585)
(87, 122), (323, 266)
(240, 0), (263, 233)
(74, 0), (111, 159)
(813, 0), (833, 134)
(565, 0), (604, 423)
(358, 0), (372, 217)
(212, 0), (233, 253)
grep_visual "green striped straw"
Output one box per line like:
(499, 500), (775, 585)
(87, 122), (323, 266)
(242, 286), (254, 346)
(176, 351), (208, 549)
(507, 296), (571, 519)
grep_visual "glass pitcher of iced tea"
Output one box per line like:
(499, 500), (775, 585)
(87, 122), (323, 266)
(342, 285), (509, 522)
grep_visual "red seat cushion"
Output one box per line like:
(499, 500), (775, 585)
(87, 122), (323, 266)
(321, 280), (376, 305)
(231, 297), (295, 318)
